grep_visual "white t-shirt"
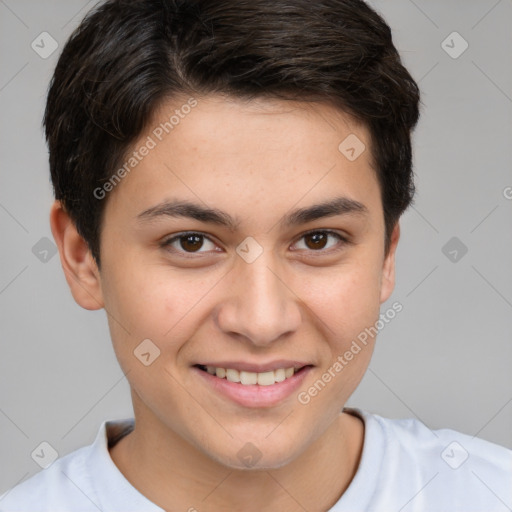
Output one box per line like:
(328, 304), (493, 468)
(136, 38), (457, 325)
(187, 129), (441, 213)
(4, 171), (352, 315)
(1, 408), (511, 511)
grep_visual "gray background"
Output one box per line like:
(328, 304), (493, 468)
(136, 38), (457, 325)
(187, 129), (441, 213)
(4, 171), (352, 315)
(1, 0), (511, 495)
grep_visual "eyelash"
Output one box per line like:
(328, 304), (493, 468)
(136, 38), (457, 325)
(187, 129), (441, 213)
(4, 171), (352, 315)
(159, 229), (350, 258)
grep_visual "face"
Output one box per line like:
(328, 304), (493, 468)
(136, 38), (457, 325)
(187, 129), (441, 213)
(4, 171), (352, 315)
(59, 94), (398, 469)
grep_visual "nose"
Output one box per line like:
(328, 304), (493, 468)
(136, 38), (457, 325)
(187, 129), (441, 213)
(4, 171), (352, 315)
(214, 251), (302, 347)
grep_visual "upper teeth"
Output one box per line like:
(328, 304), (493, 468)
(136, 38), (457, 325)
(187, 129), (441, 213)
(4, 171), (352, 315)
(206, 366), (297, 386)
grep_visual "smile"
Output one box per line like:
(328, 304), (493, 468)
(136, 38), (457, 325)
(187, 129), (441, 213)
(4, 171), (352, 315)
(193, 363), (313, 408)
(196, 364), (300, 386)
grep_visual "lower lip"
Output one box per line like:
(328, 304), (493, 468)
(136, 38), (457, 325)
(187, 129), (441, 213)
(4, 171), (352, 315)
(193, 366), (312, 408)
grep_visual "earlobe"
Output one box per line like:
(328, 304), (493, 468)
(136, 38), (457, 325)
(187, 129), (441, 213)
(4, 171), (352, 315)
(380, 222), (400, 304)
(49, 200), (105, 311)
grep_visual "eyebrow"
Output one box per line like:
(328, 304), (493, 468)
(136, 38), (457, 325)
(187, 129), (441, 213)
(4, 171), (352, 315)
(136, 196), (368, 230)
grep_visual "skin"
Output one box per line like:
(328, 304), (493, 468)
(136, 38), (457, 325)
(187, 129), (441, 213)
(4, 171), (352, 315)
(50, 94), (400, 511)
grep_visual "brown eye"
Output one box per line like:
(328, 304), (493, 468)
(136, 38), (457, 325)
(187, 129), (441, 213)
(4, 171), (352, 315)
(304, 232), (329, 250)
(180, 234), (204, 252)
(161, 232), (218, 255)
(293, 230), (347, 253)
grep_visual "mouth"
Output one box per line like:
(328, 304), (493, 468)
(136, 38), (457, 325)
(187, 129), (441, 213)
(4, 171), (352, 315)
(195, 364), (309, 386)
(193, 362), (313, 408)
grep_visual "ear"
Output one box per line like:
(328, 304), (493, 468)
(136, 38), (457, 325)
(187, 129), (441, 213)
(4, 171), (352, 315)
(380, 222), (400, 304)
(49, 200), (105, 310)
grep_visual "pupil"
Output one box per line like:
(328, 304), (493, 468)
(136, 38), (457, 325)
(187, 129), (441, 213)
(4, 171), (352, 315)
(182, 234), (202, 252)
(306, 233), (327, 250)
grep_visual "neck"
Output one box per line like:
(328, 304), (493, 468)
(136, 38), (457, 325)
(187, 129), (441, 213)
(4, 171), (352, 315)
(109, 408), (364, 511)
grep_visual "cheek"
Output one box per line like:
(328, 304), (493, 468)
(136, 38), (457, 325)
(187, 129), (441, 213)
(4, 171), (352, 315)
(295, 267), (381, 411)
(104, 261), (190, 330)
(99, 264), (170, 363)
(103, 262), (222, 369)
(303, 259), (383, 339)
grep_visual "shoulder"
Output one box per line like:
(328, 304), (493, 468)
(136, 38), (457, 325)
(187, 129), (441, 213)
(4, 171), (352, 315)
(0, 444), (95, 511)
(350, 408), (512, 511)
(373, 411), (511, 472)
(0, 418), (147, 512)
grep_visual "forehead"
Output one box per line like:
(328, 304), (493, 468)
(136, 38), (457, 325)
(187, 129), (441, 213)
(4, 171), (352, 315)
(103, 94), (380, 223)
(150, 94), (370, 155)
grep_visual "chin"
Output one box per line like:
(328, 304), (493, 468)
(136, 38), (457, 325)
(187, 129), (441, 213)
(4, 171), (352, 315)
(203, 435), (304, 471)
(213, 451), (298, 472)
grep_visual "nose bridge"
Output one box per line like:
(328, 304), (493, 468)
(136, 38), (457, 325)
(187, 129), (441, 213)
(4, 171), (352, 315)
(245, 253), (284, 310)
(218, 243), (301, 345)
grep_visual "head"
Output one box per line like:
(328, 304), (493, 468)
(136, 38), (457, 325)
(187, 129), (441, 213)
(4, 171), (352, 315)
(47, 0), (420, 469)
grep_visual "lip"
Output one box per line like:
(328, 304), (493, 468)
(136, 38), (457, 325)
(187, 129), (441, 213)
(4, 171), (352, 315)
(194, 360), (311, 373)
(193, 364), (313, 408)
